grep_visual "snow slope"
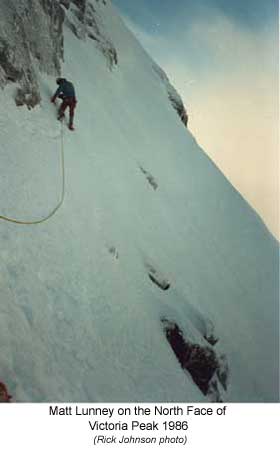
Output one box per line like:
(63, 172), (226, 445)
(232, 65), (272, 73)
(0, 0), (279, 402)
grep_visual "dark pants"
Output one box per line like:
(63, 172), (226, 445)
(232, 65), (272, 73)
(59, 97), (77, 125)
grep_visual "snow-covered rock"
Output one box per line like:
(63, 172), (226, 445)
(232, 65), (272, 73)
(62, 0), (117, 68)
(0, 0), (64, 106)
(153, 63), (188, 127)
(0, 0), (117, 108)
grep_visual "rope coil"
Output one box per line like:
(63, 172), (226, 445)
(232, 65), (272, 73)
(0, 121), (65, 225)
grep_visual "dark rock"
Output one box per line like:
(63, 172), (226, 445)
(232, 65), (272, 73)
(153, 63), (188, 128)
(168, 93), (189, 127)
(108, 246), (119, 259)
(71, 0), (86, 13)
(60, 0), (71, 9)
(139, 166), (158, 190)
(146, 264), (170, 291)
(161, 318), (229, 400)
(149, 273), (170, 291)
(88, 33), (99, 42)
(103, 46), (118, 68)
(15, 88), (41, 110)
(0, 38), (23, 83)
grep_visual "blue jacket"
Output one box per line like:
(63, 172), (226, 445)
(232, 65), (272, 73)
(54, 80), (76, 99)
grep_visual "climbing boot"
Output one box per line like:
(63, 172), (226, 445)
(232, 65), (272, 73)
(57, 113), (65, 121)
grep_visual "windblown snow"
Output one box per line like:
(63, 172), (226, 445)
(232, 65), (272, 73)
(0, 0), (279, 402)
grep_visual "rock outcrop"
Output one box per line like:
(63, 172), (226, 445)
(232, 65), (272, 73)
(0, 0), (117, 108)
(153, 63), (189, 127)
(0, 0), (64, 107)
(62, 0), (117, 68)
(161, 318), (228, 401)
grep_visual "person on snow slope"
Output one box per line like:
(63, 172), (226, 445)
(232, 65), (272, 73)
(51, 78), (77, 130)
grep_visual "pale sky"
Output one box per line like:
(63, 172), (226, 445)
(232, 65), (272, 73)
(113, 0), (279, 239)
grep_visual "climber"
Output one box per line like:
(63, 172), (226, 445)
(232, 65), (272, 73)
(51, 77), (77, 130)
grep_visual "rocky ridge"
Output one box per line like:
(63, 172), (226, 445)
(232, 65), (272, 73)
(0, 0), (117, 108)
(0, 0), (188, 126)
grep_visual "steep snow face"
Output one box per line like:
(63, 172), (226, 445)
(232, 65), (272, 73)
(0, 0), (279, 402)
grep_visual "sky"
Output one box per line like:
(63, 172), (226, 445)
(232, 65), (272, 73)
(113, 0), (279, 238)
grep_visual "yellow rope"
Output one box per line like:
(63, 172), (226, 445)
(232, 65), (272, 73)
(0, 120), (65, 225)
